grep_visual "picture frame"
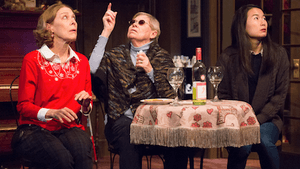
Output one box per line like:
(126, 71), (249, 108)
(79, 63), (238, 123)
(187, 0), (201, 38)
(24, 0), (36, 8)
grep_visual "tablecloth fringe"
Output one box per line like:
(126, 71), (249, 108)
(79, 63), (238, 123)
(130, 124), (261, 148)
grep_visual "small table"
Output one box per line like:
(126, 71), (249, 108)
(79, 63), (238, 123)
(130, 100), (260, 148)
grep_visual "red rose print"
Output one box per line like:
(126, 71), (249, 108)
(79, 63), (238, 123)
(247, 116), (256, 125)
(203, 121), (212, 128)
(155, 119), (158, 125)
(191, 122), (200, 128)
(149, 120), (153, 125)
(207, 109), (213, 115)
(167, 111), (173, 118)
(194, 114), (201, 122)
(192, 107), (198, 110)
(240, 122), (247, 127)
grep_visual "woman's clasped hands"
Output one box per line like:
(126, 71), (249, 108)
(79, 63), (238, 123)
(46, 90), (92, 123)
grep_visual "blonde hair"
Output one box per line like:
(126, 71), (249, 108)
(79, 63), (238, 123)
(33, 2), (74, 48)
(132, 12), (161, 42)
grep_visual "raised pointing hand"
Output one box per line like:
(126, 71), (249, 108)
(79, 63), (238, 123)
(101, 3), (117, 38)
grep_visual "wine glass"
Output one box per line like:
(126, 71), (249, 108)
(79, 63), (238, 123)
(181, 56), (189, 67)
(207, 66), (223, 102)
(167, 67), (184, 106)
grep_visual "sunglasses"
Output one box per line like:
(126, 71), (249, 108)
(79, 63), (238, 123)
(128, 19), (149, 26)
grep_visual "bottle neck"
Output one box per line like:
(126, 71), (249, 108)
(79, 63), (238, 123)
(196, 54), (202, 61)
(196, 48), (202, 61)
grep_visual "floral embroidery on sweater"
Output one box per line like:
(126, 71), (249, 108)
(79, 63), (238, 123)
(38, 53), (79, 80)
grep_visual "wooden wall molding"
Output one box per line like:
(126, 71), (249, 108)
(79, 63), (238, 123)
(0, 11), (39, 102)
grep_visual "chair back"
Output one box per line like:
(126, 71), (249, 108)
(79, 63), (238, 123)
(9, 75), (20, 127)
(9, 75), (46, 169)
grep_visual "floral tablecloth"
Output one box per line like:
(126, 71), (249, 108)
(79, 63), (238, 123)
(130, 100), (260, 148)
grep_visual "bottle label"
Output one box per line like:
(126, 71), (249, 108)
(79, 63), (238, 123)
(193, 82), (206, 100)
(185, 83), (192, 94)
(200, 74), (205, 81)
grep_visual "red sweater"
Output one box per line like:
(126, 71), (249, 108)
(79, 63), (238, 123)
(17, 50), (92, 131)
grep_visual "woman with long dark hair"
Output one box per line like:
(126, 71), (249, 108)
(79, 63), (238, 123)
(217, 4), (289, 169)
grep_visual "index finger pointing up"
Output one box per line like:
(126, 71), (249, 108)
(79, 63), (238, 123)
(107, 3), (112, 11)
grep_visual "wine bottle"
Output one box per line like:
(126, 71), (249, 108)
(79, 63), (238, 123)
(184, 67), (193, 100)
(192, 48), (207, 100)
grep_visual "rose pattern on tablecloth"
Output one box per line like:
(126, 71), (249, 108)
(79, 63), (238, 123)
(203, 121), (212, 128)
(133, 100), (256, 128)
(247, 116), (256, 125)
(191, 122), (200, 127)
(130, 100), (260, 148)
(240, 121), (247, 127)
(191, 114), (202, 128)
(194, 114), (201, 122)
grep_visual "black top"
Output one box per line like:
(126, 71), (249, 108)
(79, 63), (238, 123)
(248, 53), (262, 104)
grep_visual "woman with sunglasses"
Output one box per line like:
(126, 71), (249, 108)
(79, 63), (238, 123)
(89, 3), (189, 169)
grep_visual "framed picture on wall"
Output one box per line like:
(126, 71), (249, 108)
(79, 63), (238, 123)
(187, 0), (201, 38)
(24, 0), (36, 8)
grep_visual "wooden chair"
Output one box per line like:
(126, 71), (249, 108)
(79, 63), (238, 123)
(97, 101), (165, 169)
(188, 148), (206, 169)
(9, 75), (45, 169)
(9, 75), (98, 169)
(108, 143), (165, 169)
(94, 86), (203, 169)
(0, 75), (19, 168)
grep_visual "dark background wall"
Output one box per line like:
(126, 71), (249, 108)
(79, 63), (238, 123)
(59, 0), (202, 60)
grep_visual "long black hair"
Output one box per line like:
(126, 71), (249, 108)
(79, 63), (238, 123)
(231, 4), (276, 75)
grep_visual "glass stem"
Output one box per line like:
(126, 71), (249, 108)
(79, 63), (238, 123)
(174, 88), (179, 103)
(214, 84), (219, 100)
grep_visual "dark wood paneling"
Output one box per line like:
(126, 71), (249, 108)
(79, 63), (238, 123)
(0, 11), (39, 102)
(81, 0), (152, 58)
(180, 0), (202, 58)
(0, 12), (39, 62)
(156, 0), (181, 56)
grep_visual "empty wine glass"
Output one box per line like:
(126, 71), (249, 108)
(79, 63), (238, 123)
(181, 56), (189, 67)
(167, 67), (184, 106)
(207, 66), (223, 102)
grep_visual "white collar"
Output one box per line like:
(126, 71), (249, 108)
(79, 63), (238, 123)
(38, 44), (80, 63)
(250, 49), (263, 57)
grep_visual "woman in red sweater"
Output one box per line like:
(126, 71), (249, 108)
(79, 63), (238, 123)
(11, 2), (93, 169)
